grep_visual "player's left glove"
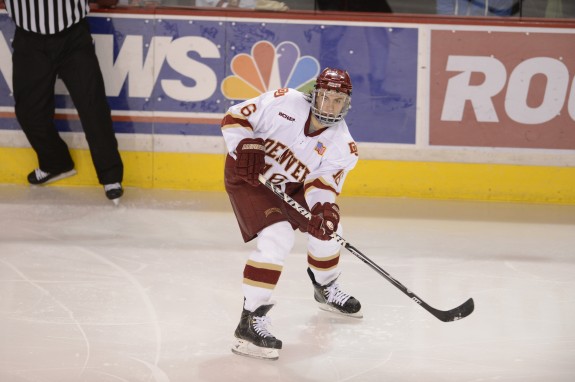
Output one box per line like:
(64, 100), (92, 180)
(308, 202), (340, 241)
(235, 138), (266, 187)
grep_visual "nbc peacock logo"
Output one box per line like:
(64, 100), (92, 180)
(221, 41), (320, 100)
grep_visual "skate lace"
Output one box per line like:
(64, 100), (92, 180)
(325, 283), (351, 306)
(252, 316), (274, 338)
(34, 169), (50, 181)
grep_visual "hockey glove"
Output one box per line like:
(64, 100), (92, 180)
(235, 138), (266, 187)
(308, 202), (340, 241)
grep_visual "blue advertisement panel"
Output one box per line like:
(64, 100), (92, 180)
(0, 13), (417, 144)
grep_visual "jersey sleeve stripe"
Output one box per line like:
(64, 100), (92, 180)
(304, 177), (339, 196)
(221, 112), (253, 131)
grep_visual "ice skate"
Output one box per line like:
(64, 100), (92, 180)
(307, 268), (363, 318)
(104, 183), (123, 205)
(27, 168), (76, 185)
(231, 303), (282, 360)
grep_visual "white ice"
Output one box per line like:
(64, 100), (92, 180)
(1, 184), (574, 382)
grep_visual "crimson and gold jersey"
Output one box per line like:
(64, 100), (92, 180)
(221, 88), (358, 208)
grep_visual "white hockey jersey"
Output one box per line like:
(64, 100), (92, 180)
(221, 88), (359, 208)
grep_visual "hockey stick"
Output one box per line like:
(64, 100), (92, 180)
(258, 174), (474, 322)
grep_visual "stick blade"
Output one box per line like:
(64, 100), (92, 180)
(433, 298), (475, 322)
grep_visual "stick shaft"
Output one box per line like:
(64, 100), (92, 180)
(258, 174), (474, 322)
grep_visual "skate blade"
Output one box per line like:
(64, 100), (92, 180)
(231, 338), (279, 360)
(111, 197), (121, 206)
(318, 303), (363, 318)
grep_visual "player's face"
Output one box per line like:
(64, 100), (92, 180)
(314, 90), (348, 117)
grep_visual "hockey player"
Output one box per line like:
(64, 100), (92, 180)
(222, 67), (362, 360)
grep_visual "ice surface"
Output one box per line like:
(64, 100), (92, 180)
(1, 184), (574, 382)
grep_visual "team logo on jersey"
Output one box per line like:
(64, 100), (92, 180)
(315, 142), (326, 156)
(349, 142), (359, 156)
(221, 41), (320, 100)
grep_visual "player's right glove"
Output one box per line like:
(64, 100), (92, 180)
(308, 202), (340, 241)
(235, 138), (266, 187)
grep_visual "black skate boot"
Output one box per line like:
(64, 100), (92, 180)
(307, 268), (363, 318)
(232, 303), (282, 360)
(27, 167), (76, 185)
(104, 182), (124, 205)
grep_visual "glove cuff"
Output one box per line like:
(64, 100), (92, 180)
(238, 138), (265, 152)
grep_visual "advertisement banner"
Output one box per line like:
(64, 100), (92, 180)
(430, 29), (575, 150)
(0, 13), (418, 144)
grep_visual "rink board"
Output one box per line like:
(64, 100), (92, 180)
(2, 146), (575, 204)
(0, 10), (574, 204)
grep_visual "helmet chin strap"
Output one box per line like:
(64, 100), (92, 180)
(309, 114), (326, 132)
